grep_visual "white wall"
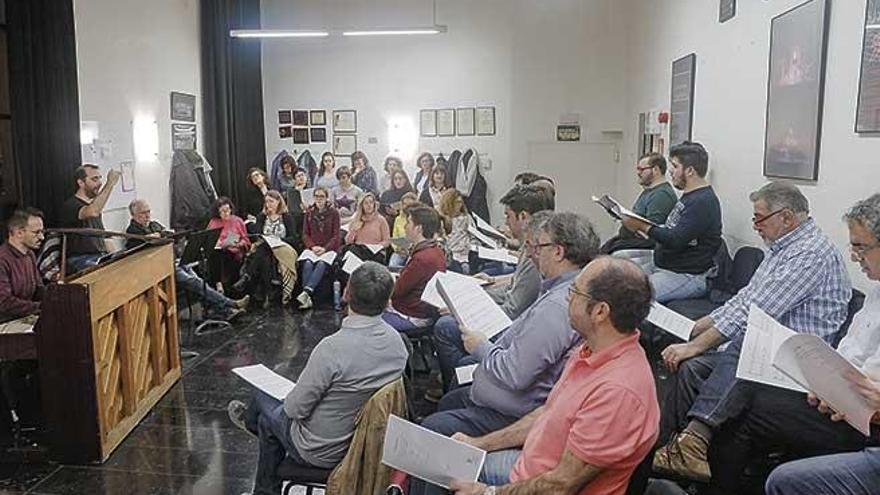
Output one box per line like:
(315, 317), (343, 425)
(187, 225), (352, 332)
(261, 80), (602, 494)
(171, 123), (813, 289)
(622, 0), (879, 288)
(74, 0), (201, 232)
(260, 0), (629, 225)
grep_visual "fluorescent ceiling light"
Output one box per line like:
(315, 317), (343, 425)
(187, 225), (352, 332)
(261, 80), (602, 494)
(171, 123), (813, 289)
(342, 26), (447, 36)
(229, 29), (329, 38)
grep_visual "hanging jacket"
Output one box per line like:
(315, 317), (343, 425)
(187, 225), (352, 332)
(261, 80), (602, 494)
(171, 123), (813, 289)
(458, 148), (491, 223)
(270, 150), (291, 191)
(170, 150), (219, 231)
(445, 150), (462, 188)
(297, 150), (319, 187)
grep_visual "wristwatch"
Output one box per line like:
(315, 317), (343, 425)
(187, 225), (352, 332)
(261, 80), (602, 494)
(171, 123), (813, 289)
(483, 487), (496, 495)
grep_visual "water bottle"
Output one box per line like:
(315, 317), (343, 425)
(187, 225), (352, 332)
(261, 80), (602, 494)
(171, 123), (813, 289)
(333, 280), (342, 311)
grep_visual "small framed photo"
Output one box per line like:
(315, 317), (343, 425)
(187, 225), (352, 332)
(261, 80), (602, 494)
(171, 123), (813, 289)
(172, 123), (196, 151)
(476, 106), (496, 136)
(293, 128), (310, 144)
(310, 127), (327, 143)
(332, 110), (357, 133)
(456, 108), (476, 136)
(278, 110), (292, 124)
(279, 126), (292, 138)
(310, 110), (326, 126)
(293, 110), (309, 127)
(420, 110), (437, 137)
(170, 92), (196, 122)
(557, 125), (581, 142)
(436, 108), (455, 137)
(333, 134), (357, 156)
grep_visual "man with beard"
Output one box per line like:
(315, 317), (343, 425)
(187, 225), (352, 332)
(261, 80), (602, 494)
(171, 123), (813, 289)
(59, 164), (122, 273)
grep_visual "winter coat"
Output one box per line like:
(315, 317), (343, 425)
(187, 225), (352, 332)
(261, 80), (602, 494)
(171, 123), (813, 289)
(169, 150), (219, 231)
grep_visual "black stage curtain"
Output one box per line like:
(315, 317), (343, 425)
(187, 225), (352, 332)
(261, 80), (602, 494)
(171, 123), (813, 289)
(200, 0), (266, 213)
(7, 0), (82, 224)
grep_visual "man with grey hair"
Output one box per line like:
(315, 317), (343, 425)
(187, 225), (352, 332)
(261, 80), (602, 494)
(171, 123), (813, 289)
(413, 212), (599, 473)
(653, 181), (852, 482)
(229, 261), (408, 495)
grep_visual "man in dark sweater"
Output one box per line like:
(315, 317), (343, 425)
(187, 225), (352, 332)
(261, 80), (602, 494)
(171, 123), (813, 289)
(59, 164), (121, 274)
(621, 142), (722, 303)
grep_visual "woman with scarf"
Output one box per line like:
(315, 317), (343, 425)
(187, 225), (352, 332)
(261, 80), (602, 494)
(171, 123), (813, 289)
(350, 150), (378, 196)
(331, 166), (363, 225)
(296, 187), (341, 310)
(379, 169), (415, 229)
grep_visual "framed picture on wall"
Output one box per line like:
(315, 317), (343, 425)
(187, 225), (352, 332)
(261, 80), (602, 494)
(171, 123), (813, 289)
(855, 0), (880, 132)
(476, 106), (496, 135)
(456, 108), (476, 136)
(279, 126), (292, 138)
(334, 134), (357, 156)
(669, 53), (696, 147)
(436, 109), (455, 136)
(310, 110), (326, 126)
(172, 123), (196, 150)
(278, 110), (292, 125)
(293, 110), (309, 127)
(310, 127), (327, 143)
(293, 128), (310, 144)
(170, 92), (196, 122)
(420, 110), (437, 137)
(763, 0), (830, 180)
(719, 0), (736, 23)
(332, 110), (357, 133)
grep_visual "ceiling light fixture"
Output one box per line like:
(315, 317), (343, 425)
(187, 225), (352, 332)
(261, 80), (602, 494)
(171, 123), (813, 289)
(229, 29), (329, 38)
(342, 26), (447, 36)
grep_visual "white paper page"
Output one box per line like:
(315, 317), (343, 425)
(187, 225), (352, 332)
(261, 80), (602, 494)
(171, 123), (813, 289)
(0, 317), (35, 334)
(475, 246), (519, 265)
(455, 364), (478, 386)
(645, 302), (694, 341)
(364, 243), (385, 254)
(231, 364), (296, 401)
(301, 188), (315, 206)
(298, 250), (318, 262)
(319, 250), (338, 265)
(735, 305), (807, 393)
(341, 222), (352, 232)
(467, 225), (498, 249)
(773, 334), (875, 436)
(471, 212), (505, 239)
(382, 415), (486, 489)
(262, 235), (286, 249)
(420, 271), (484, 310)
(437, 274), (512, 338)
(342, 251), (364, 274)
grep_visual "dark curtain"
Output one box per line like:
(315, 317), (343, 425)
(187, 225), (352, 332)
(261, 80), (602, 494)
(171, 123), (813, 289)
(7, 0), (81, 224)
(200, 0), (266, 214)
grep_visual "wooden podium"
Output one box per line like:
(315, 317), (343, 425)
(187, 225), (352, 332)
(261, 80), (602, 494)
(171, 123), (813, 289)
(35, 243), (181, 463)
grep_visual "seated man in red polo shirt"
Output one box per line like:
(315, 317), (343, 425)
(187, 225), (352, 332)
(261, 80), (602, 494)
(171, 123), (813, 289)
(449, 256), (659, 495)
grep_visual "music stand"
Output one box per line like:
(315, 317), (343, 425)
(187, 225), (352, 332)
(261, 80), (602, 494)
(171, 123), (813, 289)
(177, 228), (230, 338)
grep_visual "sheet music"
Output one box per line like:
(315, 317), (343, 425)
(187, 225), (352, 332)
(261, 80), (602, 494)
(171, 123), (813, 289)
(467, 225), (498, 249)
(471, 213), (505, 239)
(0, 316), (36, 334)
(220, 232), (240, 248)
(301, 188), (316, 206)
(262, 235), (286, 249)
(298, 249), (338, 265)
(437, 274), (511, 338)
(475, 246), (518, 265)
(773, 334), (874, 436)
(231, 364), (296, 401)
(342, 251), (364, 274)
(455, 364), (478, 385)
(645, 302), (694, 341)
(591, 194), (652, 239)
(735, 305), (806, 393)
(382, 415), (486, 489)
(364, 243), (385, 254)
(420, 271), (488, 310)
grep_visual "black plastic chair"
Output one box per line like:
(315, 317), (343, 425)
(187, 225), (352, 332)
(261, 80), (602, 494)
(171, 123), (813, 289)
(404, 325), (436, 374)
(277, 458), (333, 495)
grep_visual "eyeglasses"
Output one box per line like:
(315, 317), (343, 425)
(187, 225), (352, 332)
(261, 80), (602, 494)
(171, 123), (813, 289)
(850, 242), (880, 257)
(752, 208), (787, 226)
(527, 242), (557, 252)
(568, 285), (590, 300)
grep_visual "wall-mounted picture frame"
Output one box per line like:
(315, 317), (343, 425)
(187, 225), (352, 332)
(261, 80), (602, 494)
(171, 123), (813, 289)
(557, 125), (581, 142)
(293, 128), (310, 144)
(310, 127), (327, 143)
(279, 126), (292, 138)
(278, 110), (292, 125)
(669, 53), (696, 147)
(172, 123), (196, 150)
(856, 0), (880, 132)
(310, 110), (326, 126)
(332, 110), (357, 133)
(436, 108), (455, 137)
(333, 134), (357, 156)
(763, 0), (829, 181)
(456, 108), (475, 136)
(293, 110), (309, 127)
(170, 92), (196, 122)
(420, 110), (437, 137)
(719, 0), (736, 23)
(476, 106), (496, 136)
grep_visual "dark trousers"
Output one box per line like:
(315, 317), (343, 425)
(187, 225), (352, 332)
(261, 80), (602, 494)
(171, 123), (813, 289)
(240, 243), (278, 301)
(207, 249), (242, 288)
(245, 390), (311, 495)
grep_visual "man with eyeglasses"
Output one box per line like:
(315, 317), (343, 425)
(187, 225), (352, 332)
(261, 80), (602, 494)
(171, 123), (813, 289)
(652, 181), (852, 483)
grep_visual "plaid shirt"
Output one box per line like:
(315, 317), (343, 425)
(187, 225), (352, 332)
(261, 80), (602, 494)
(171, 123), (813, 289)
(711, 218), (851, 342)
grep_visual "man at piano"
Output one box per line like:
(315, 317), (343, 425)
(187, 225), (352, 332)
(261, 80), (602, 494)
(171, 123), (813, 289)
(59, 164), (122, 274)
(0, 208), (45, 321)
(125, 199), (248, 322)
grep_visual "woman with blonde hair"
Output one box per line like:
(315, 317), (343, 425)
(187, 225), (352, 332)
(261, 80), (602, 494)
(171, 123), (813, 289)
(438, 188), (475, 274)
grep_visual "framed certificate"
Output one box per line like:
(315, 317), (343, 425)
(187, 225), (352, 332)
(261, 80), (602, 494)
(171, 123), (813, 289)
(293, 110), (309, 127)
(310, 110), (326, 126)
(310, 127), (327, 143)
(293, 128), (310, 144)
(334, 134), (357, 156)
(476, 106), (496, 136)
(456, 108), (475, 136)
(436, 109), (455, 137)
(332, 110), (357, 133)
(420, 110), (437, 137)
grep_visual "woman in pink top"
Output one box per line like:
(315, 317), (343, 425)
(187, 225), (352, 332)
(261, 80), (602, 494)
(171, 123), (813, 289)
(206, 196), (251, 292)
(344, 193), (391, 264)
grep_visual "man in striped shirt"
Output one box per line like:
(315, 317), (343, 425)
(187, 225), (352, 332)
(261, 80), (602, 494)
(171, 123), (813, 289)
(652, 181), (851, 482)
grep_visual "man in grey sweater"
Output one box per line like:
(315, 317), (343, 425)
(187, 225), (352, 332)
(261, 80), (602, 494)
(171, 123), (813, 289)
(229, 262), (408, 495)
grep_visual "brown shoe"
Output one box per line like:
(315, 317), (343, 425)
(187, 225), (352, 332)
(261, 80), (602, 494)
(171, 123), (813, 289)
(652, 430), (711, 482)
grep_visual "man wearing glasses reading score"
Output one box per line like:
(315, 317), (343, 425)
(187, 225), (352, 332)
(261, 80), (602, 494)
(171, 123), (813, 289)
(444, 257), (659, 495)
(651, 181), (851, 482)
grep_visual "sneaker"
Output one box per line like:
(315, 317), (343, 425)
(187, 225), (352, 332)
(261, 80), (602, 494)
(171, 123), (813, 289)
(652, 430), (711, 482)
(233, 295), (250, 309)
(296, 291), (313, 310)
(227, 400), (253, 436)
(216, 282), (224, 294)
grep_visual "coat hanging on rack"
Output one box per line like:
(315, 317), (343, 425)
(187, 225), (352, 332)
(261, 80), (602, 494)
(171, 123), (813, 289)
(457, 148), (490, 223)
(170, 150), (220, 231)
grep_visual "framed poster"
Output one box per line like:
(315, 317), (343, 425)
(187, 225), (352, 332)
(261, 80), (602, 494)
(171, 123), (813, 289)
(333, 134), (357, 156)
(172, 123), (196, 150)
(332, 110), (357, 133)
(310, 110), (326, 126)
(763, 0), (830, 180)
(669, 53), (696, 147)
(310, 127), (327, 143)
(293, 110), (309, 127)
(292, 128), (310, 144)
(170, 92), (196, 122)
(278, 110), (292, 125)
(719, 0), (736, 23)
(856, 0), (880, 132)
(436, 109), (455, 137)
(420, 110), (437, 137)
(456, 108), (476, 136)
(476, 106), (496, 136)
(278, 126), (292, 138)
(556, 125), (581, 142)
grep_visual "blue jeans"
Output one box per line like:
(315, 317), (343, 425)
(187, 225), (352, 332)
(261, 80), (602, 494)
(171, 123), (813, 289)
(245, 390), (311, 495)
(67, 253), (101, 274)
(301, 260), (328, 291)
(685, 336), (750, 428)
(765, 448), (880, 495)
(650, 268), (707, 303)
(434, 315), (502, 391)
(175, 265), (234, 316)
(479, 262), (515, 277)
(381, 310), (432, 333)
